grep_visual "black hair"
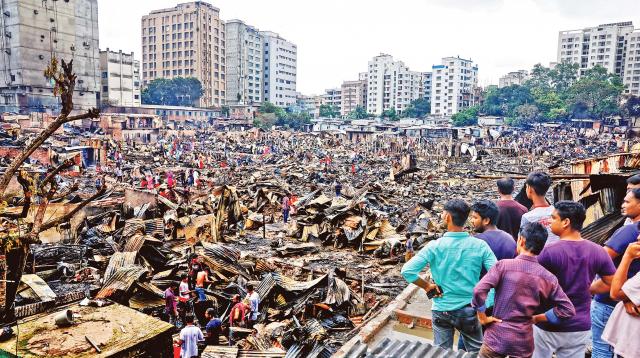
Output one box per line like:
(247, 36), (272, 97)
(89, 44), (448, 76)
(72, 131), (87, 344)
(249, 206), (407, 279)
(627, 174), (640, 186)
(496, 177), (515, 195)
(554, 201), (586, 231)
(185, 315), (195, 324)
(520, 222), (548, 255)
(631, 188), (640, 200)
(526, 171), (552, 197)
(206, 308), (215, 317)
(171, 281), (179, 289)
(246, 283), (254, 291)
(180, 273), (188, 280)
(471, 200), (499, 225)
(443, 199), (470, 227)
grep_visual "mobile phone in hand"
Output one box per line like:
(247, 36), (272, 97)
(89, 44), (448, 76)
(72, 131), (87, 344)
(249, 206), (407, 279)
(426, 285), (442, 299)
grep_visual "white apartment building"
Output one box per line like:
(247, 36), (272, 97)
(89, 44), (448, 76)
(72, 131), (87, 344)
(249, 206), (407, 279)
(422, 72), (432, 103)
(261, 31), (297, 108)
(498, 70), (529, 88)
(430, 56), (478, 116)
(225, 19), (263, 105)
(625, 30), (640, 95)
(141, 2), (226, 107)
(340, 75), (367, 117)
(99, 49), (141, 107)
(366, 54), (422, 116)
(296, 93), (323, 118)
(322, 88), (342, 115)
(557, 22), (634, 77)
(0, 0), (100, 113)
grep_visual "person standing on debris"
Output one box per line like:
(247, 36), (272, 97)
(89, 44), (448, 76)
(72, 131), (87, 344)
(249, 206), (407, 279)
(195, 267), (213, 302)
(229, 295), (246, 327)
(245, 283), (260, 328)
(533, 201), (616, 358)
(335, 181), (342, 197)
(472, 222), (575, 358)
(601, 241), (640, 358)
(164, 282), (179, 325)
(520, 172), (559, 246)
(495, 177), (528, 240)
(282, 194), (291, 224)
(401, 199), (497, 352)
(589, 188), (640, 358)
(470, 200), (517, 263)
(204, 308), (222, 346)
(177, 315), (204, 358)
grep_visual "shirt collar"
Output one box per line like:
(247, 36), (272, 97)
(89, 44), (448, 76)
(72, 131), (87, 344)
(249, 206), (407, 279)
(442, 231), (471, 238)
(516, 254), (538, 262)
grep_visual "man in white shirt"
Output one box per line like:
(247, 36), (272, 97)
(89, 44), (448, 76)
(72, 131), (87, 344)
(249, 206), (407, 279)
(245, 283), (260, 328)
(177, 315), (203, 358)
(520, 171), (559, 245)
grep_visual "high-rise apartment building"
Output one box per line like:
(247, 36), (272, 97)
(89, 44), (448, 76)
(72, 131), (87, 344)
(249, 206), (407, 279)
(557, 22), (634, 77)
(366, 54), (422, 116)
(624, 30), (640, 95)
(99, 49), (141, 107)
(430, 56), (478, 116)
(141, 2), (226, 108)
(322, 88), (342, 115)
(340, 74), (367, 117)
(422, 72), (432, 104)
(0, 0), (100, 113)
(225, 19), (262, 105)
(498, 70), (529, 88)
(261, 31), (297, 108)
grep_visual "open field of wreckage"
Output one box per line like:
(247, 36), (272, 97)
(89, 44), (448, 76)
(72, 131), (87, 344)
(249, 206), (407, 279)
(1, 110), (639, 358)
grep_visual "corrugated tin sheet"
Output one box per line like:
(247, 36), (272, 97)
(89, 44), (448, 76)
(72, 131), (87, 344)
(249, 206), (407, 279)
(104, 251), (137, 280)
(96, 265), (147, 300)
(123, 234), (146, 252)
(343, 338), (472, 358)
(144, 218), (165, 237)
(581, 211), (626, 245)
(122, 218), (145, 238)
(202, 346), (287, 358)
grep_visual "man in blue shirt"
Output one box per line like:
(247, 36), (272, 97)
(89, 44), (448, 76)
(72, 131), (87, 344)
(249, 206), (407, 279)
(590, 188), (640, 358)
(204, 308), (222, 346)
(402, 199), (497, 352)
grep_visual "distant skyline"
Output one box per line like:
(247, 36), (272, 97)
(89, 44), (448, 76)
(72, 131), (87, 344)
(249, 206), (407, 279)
(100, 0), (640, 95)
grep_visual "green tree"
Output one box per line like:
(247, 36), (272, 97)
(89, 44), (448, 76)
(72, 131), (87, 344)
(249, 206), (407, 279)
(403, 98), (431, 118)
(141, 77), (203, 106)
(220, 105), (230, 117)
(451, 106), (479, 126)
(481, 85), (533, 117)
(381, 108), (399, 121)
(319, 104), (340, 118)
(566, 66), (624, 119)
(348, 106), (369, 119)
(622, 95), (640, 118)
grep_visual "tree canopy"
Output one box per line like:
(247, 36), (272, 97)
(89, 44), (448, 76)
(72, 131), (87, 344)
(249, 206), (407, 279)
(319, 104), (340, 118)
(141, 77), (204, 106)
(348, 106), (369, 119)
(402, 98), (431, 118)
(254, 102), (311, 130)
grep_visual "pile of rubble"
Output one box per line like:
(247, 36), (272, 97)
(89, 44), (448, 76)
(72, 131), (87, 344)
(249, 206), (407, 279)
(0, 120), (635, 357)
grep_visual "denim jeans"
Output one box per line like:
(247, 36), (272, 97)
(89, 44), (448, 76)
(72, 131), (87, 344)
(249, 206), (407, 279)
(432, 305), (483, 352)
(283, 209), (289, 223)
(195, 287), (206, 301)
(591, 300), (615, 358)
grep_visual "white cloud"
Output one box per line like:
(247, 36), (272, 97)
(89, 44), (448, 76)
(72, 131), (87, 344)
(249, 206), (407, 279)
(99, 0), (640, 94)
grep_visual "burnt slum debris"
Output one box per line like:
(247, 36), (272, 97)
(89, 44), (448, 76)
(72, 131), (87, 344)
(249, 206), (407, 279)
(0, 109), (637, 357)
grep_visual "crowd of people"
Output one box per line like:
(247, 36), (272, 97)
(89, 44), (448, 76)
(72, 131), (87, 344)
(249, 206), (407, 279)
(162, 255), (262, 357)
(402, 172), (640, 358)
